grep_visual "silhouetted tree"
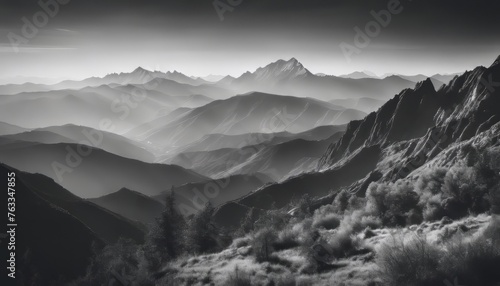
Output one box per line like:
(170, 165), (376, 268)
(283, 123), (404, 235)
(185, 203), (220, 254)
(147, 188), (186, 262)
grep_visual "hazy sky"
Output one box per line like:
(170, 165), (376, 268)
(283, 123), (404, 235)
(1, 0), (499, 81)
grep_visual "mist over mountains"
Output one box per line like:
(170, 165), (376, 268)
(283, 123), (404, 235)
(2, 54), (500, 285)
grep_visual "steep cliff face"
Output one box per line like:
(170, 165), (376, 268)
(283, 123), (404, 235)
(320, 56), (500, 172)
(319, 78), (440, 168)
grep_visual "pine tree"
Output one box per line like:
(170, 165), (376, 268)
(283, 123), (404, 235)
(185, 203), (220, 254)
(147, 187), (186, 261)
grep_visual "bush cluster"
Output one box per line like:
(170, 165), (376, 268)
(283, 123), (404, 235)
(377, 218), (500, 286)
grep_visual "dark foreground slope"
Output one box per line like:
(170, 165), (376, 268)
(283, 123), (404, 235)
(0, 163), (148, 284)
(1, 164), (102, 285)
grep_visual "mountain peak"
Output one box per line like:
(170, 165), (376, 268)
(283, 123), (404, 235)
(491, 55), (500, 68)
(251, 57), (311, 81)
(132, 66), (149, 73)
(116, 187), (135, 194)
(341, 71), (378, 79)
(414, 78), (436, 93)
(282, 57), (304, 68)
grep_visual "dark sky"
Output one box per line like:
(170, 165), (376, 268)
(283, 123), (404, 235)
(1, 0), (499, 80)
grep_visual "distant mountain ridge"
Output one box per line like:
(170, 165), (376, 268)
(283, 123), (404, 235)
(89, 188), (165, 224)
(141, 92), (365, 148)
(340, 71), (379, 79)
(0, 139), (208, 198)
(221, 58), (418, 101)
(213, 55), (500, 227)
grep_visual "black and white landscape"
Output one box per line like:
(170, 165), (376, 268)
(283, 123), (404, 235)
(1, 0), (500, 285)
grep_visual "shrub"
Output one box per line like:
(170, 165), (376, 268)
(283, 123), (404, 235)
(415, 168), (447, 196)
(343, 211), (382, 233)
(332, 189), (350, 213)
(254, 209), (290, 230)
(440, 233), (500, 286)
(326, 230), (364, 258)
(252, 228), (278, 262)
(377, 226), (500, 286)
(270, 273), (298, 286)
(238, 207), (258, 236)
(296, 194), (314, 218)
(348, 195), (366, 211)
(376, 235), (443, 286)
(421, 194), (446, 221)
(442, 166), (490, 218)
(484, 216), (500, 241)
(225, 267), (252, 286)
(313, 214), (341, 230)
(274, 228), (300, 251)
(232, 236), (251, 248)
(72, 239), (156, 286)
(366, 182), (420, 226)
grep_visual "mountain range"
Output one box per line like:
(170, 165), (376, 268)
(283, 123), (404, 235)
(213, 55), (500, 226)
(0, 138), (207, 198)
(2, 54), (499, 285)
(137, 92), (365, 149)
(219, 58), (418, 101)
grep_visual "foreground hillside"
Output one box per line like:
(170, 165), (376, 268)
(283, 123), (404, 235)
(166, 214), (497, 285)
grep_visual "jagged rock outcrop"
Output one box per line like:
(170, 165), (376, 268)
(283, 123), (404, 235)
(320, 55), (500, 171)
(319, 78), (440, 168)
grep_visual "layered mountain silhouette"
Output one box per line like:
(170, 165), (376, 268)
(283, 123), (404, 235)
(0, 84), (216, 132)
(168, 131), (344, 181)
(0, 139), (207, 198)
(2, 124), (155, 162)
(213, 55), (500, 227)
(330, 97), (386, 113)
(2, 56), (500, 283)
(340, 71), (379, 79)
(163, 124), (346, 158)
(0, 67), (210, 95)
(153, 173), (274, 216)
(89, 188), (165, 224)
(0, 121), (28, 136)
(140, 92), (365, 148)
